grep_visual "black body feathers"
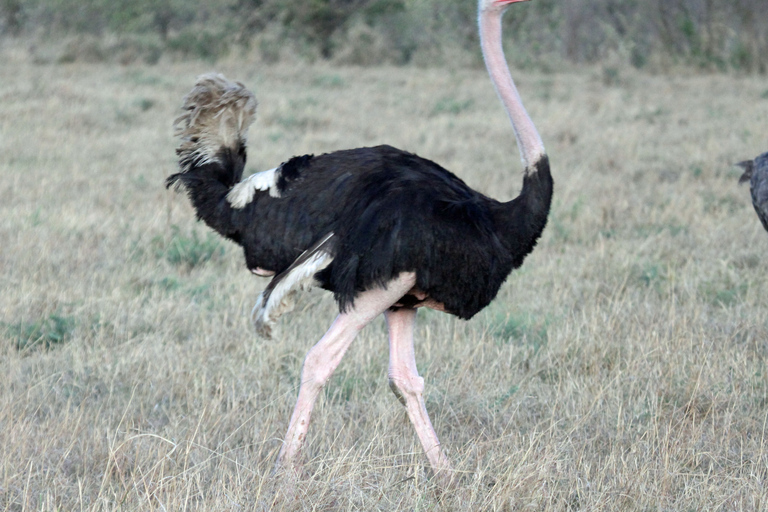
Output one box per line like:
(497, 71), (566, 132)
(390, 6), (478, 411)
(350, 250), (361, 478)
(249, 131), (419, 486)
(171, 143), (552, 320)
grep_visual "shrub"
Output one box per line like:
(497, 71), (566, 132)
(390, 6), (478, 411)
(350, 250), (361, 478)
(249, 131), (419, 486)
(166, 28), (228, 61)
(4, 0), (767, 72)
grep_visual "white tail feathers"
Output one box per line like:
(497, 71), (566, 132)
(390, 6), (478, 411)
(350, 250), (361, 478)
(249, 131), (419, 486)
(174, 73), (257, 171)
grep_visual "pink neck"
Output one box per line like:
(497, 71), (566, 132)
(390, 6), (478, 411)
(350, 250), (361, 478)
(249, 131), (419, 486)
(479, 7), (545, 169)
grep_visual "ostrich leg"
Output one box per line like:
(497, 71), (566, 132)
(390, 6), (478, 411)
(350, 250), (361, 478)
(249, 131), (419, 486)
(385, 307), (453, 483)
(276, 272), (418, 470)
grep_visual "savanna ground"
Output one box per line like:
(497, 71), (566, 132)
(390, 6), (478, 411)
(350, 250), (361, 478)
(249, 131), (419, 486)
(1, 46), (767, 510)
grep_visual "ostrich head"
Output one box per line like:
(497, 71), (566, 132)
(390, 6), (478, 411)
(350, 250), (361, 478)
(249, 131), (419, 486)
(174, 73), (257, 174)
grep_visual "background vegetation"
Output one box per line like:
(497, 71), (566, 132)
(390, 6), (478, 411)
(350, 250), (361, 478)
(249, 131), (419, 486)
(1, 0), (767, 71)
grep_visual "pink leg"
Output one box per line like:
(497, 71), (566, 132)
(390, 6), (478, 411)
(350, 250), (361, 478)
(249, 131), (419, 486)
(276, 272), (418, 470)
(385, 307), (453, 483)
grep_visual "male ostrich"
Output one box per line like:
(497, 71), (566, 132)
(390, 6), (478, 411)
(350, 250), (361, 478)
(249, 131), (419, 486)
(737, 152), (768, 233)
(167, 0), (551, 482)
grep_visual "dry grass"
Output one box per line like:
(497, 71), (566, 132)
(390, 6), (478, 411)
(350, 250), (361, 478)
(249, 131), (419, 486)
(1, 50), (767, 510)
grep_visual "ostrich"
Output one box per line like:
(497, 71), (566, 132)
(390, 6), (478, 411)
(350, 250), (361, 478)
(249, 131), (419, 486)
(167, 0), (551, 482)
(737, 152), (768, 233)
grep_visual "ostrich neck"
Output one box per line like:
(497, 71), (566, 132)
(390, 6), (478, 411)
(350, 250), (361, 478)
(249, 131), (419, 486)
(479, 8), (545, 169)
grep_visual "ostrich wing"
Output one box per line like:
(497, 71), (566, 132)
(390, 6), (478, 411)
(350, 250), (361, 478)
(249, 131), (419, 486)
(251, 232), (336, 338)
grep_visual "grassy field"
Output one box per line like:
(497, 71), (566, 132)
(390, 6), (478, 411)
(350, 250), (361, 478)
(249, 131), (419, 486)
(1, 48), (767, 510)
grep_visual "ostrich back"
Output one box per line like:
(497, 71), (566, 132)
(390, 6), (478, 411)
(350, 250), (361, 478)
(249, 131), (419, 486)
(227, 145), (548, 319)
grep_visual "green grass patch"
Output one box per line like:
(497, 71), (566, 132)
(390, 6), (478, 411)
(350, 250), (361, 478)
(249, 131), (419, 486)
(4, 313), (76, 351)
(633, 223), (688, 238)
(155, 225), (225, 268)
(700, 280), (748, 307)
(628, 260), (670, 291)
(132, 97), (155, 112)
(117, 69), (165, 86)
(550, 198), (584, 243)
(312, 74), (346, 88)
(492, 384), (520, 410)
(701, 191), (742, 215)
(431, 97), (473, 116)
(274, 114), (312, 130)
(488, 312), (548, 351)
(691, 164), (703, 178)
(326, 371), (376, 403)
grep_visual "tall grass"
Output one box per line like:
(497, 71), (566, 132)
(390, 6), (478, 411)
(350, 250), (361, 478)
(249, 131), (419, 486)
(0, 55), (766, 509)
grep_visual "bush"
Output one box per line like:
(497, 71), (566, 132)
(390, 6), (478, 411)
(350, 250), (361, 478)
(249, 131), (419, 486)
(3, 0), (767, 72)
(166, 28), (228, 61)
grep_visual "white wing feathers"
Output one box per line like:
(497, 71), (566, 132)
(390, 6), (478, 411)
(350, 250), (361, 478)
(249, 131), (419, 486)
(251, 233), (335, 338)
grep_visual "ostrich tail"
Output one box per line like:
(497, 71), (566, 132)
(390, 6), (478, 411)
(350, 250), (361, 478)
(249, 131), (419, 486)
(171, 73), (257, 183)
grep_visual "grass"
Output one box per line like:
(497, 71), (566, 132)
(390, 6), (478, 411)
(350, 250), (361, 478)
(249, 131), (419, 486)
(431, 96), (474, 116)
(0, 51), (767, 510)
(155, 225), (225, 268)
(4, 313), (76, 351)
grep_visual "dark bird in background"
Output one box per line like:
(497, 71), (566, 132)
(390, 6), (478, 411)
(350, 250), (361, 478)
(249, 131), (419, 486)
(737, 152), (768, 233)
(166, 0), (552, 484)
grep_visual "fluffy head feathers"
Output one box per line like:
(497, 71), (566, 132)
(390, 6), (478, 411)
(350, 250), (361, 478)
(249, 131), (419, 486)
(174, 73), (257, 173)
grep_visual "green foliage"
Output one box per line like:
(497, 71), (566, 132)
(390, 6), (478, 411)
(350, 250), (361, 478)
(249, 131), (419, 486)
(102, 0), (154, 34)
(5, 0), (768, 72)
(1, 0), (23, 35)
(678, 16), (697, 51)
(4, 314), (76, 351)
(166, 28), (228, 61)
(275, 0), (400, 59)
(729, 41), (753, 72)
(602, 66), (621, 86)
(282, 0), (350, 58)
(630, 45), (648, 69)
(156, 225), (225, 268)
(362, 0), (405, 24)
